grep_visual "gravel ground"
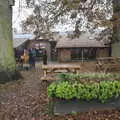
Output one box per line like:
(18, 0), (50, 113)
(0, 63), (120, 120)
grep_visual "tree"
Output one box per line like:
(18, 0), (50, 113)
(24, 0), (113, 41)
(22, 0), (69, 38)
(55, 0), (113, 40)
(112, 0), (120, 42)
(0, 0), (16, 82)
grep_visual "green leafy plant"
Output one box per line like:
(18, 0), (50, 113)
(48, 80), (120, 103)
(83, 83), (99, 101)
(55, 81), (77, 100)
(99, 81), (120, 103)
(47, 82), (57, 98)
(58, 73), (120, 82)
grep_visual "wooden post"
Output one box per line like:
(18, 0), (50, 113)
(82, 48), (84, 63)
(48, 98), (54, 115)
(44, 69), (47, 77)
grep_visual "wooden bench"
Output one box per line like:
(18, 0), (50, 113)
(103, 63), (120, 72)
(41, 64), (81, 81)
(41, 76), (56, 81)
(96, 57), (120, 72)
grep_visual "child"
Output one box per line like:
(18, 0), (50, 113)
(23, 49), (29, 70)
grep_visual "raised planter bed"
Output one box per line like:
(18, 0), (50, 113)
(52, 98), (120, 115)
(48, 74), (120, 115)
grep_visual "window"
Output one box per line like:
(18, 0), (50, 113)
(71, 48), (97, 60)
(71, 48), (82, 60)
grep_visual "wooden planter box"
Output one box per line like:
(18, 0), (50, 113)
(49, 98), (120, 115)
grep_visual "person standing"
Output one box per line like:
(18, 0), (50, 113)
(29, 49), (33, 68)
(23, 49), (29, 64)
(29, 48), (36, 68)
(31, 48), (36, 68)
(43, 50), (47, 65)
(23, 49), (29, 70)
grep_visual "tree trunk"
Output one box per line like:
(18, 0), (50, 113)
(0, 0), (16, 82)
(113, 0), (120, 42)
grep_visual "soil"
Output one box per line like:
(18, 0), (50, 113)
(0, 62), (120, 120)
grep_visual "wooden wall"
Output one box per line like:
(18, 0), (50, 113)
(27, 40), (51, 61)
(112, 42), (120, 57)
(58, 48), (109, 62)
(96, 48), (109, 58)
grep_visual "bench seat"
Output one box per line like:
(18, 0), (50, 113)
(41, 76), (56, 81)
(103, 64), (120, 72)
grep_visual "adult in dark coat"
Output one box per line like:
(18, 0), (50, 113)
(43, 50), (47, 65)
(29, 49), (36, 68)
(29, 50), (33, 68)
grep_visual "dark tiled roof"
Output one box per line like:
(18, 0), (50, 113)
(13, 38), (28, 48)
(56, 36), (109, 48)
(13, 34), (33, 48)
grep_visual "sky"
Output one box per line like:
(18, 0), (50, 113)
(12, 0), (33, 33)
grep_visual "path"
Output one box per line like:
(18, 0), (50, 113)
(0, 69), (49, 120)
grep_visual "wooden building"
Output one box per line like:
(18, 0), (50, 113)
(27, 39), (51, 60)
(13, 38), (29, 50)
(111, 41), (120, 57)
(56, 37), (110, 62)
(13, 34), (57, 61)
(27, 38), (57, 61)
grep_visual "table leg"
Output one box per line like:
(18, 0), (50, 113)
(76, 69), (79, 74)
(44, 70), (47, 77)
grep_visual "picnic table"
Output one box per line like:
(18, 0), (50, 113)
(41, 64), (81, 81)
(96, 57), (116, 63)
(96, 57), (120, 72)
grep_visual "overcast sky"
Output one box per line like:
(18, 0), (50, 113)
(12, 0), (33, 33)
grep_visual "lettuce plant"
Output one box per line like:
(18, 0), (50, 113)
(48, 80), (120, 103)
